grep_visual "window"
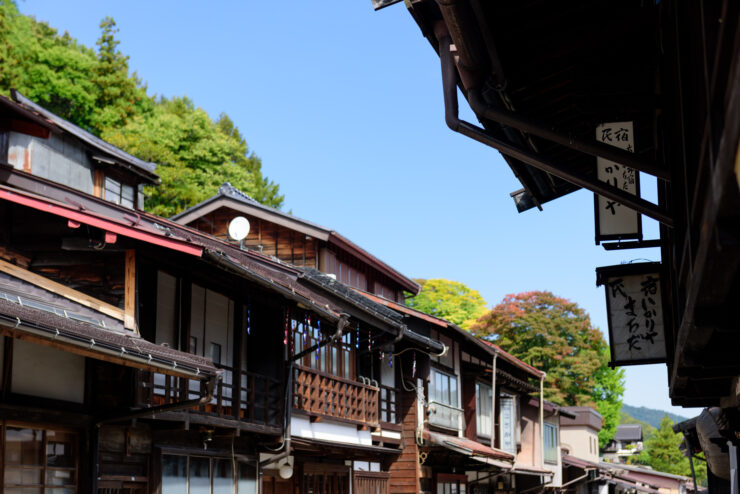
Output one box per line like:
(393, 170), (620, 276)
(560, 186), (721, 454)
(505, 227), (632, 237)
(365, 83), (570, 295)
(436, 474), (467, 494)
(104, 176), (135, 208)
(162, 454), (256, 494)
(291, 316), (354, 379)
(475, 382), (493, 438)
(2, 423), (78, 493)
(429, 368), (460, 430)
(544, 422), (558, 464)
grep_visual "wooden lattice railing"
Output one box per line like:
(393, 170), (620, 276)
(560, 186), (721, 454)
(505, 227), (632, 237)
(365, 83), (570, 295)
(293, 365), (379, 427)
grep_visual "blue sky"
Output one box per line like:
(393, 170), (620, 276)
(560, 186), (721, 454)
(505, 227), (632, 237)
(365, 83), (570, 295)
(17, 0), (698, 418)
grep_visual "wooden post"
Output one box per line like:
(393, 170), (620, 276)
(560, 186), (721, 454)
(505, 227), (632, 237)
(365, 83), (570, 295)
(124, 249), (137, 333)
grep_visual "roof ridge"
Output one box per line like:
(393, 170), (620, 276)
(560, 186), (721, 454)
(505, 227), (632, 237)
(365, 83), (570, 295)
(218, 182), (260, 205)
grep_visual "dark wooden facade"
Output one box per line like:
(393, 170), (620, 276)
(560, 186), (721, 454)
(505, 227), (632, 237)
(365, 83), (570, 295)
(172, 183), (419, 303)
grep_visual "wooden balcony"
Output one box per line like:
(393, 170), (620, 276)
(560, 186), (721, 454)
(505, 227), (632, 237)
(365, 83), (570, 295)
(292, 365), (380, 427)
(136, 366), (283, 431)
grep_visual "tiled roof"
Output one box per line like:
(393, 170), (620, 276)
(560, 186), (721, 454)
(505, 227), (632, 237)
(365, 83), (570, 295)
(614, 424), (642, 442)
(0, 298), (216, 378)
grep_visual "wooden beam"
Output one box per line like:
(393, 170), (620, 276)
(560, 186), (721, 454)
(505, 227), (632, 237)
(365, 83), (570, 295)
(124, 249), (137, 333)
(0, 257), (124, 321)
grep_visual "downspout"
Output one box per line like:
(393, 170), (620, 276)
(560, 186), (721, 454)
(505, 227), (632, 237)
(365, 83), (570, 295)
(96, 369), (224, 426)
(259, 359), (294, 468)
(682, 433), (698, 494)
(491, 351), (498, 448)
(434, 1), (670, 182)
(539, 373), (545, 468)
(433, 28), (673, 228)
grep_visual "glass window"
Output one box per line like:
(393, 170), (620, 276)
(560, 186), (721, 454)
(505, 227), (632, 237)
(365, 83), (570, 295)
(429, 369), (460, 430)
(237, 463), (257, 494)
(162, 453), (255, 493)
(476, 382), (492, 438)
(162, 455), (187, 494)
(102, 175), (136, 209)
(544, 422), (559, 464)
(3, 425), (78, 493)
(189, 456), (210, 494)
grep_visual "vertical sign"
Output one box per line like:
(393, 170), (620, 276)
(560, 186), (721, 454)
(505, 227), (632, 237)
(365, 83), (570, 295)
(499, 395), (515, 454)
(594, 122), (642, 243)
(596, 263), (667, 366)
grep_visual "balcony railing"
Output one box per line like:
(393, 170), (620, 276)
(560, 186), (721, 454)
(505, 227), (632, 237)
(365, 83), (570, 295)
(427, 400), (464, 432)
(136, 366), (283, 429)
(293, 365), (380, 427)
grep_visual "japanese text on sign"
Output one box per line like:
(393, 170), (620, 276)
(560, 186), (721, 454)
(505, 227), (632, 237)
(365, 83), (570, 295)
(595, 121), (641, 240)
(604, 272), (666, 363)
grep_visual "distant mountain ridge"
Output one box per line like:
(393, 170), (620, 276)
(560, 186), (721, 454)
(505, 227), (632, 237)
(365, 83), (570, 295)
(622, 404), (689, 428)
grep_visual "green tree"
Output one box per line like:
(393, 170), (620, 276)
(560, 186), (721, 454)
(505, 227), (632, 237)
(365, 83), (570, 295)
(0, 2), (283, 215)
(406, 278), (487, 329)
(0, 0), (99, 129)
(91, 17), (152, 131)
(471, 291), (625, 444)
(632, 416), (707, 485)
(102, 97), (283, 216)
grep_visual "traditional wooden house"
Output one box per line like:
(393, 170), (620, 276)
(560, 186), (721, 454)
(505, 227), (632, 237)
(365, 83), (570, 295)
(359, 293), (565, 494)
(371, 1), (740, 491)
(171, 182), (420, 303)
(0, 91), (439, 494)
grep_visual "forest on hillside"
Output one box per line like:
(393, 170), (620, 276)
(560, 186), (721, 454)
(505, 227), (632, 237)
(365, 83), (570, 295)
(0, 0), (283, 216)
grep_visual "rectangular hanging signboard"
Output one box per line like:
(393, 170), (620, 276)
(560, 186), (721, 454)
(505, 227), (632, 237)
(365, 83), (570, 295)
(596, 262), (667, 367)
(594, 121), (642, 244)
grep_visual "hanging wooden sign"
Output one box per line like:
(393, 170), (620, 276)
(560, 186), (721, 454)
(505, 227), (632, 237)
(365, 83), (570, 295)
(594, 121), (642, 244)
(596, 262), (667, 367)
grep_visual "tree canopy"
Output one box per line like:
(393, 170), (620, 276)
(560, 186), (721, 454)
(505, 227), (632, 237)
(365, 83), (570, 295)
(631, 416), (706, 486)
(471, 291), (625, 445)
(406, 278), (488, 329)
(0, 1), (282, 215)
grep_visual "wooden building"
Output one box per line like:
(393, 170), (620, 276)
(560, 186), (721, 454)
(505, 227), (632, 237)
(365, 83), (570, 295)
(372, 0), (740, 490)
(359, 293), (565, 494)
(0, 91), (442, 494)
(171, 182), (420, 303)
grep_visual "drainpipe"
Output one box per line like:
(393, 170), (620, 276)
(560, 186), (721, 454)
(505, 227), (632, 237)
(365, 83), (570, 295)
(433, 28), (673, 228)
(539, 374), (545, 467)
(96, 369), (223, 426)
(491, 351), (498, 448)
(259, 359), (294, 469)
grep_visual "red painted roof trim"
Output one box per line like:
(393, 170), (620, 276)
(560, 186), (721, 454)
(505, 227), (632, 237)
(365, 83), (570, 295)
(0, 188), (203, 257)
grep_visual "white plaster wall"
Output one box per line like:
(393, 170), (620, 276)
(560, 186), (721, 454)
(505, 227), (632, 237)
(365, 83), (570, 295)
(11, 339), (85, 403)
(291, 416), (372, 446)
(561, 425), (600, 463)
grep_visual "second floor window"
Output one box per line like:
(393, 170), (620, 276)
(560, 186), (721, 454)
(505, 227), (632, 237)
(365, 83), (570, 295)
(429, 368), (459, 430)
(475, 382), (492, 438)
(104, 176), (135, 208)
(292, 317), (353, 379)
(544, 422), (559, 464)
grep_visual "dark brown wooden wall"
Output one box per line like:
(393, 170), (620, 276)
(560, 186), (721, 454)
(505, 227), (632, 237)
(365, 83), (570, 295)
(190, 207), (318, 267)
(388, 388), (420, 494)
